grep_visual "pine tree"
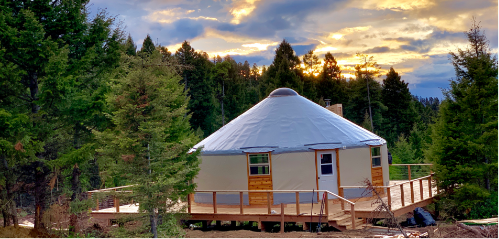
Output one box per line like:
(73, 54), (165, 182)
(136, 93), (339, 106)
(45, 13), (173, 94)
(302, 50), (320, 75)
(426, 19), (498, 218)
(261, 40), (302, 95)
(95, 53), (200, 237)
(381, 67), (418, 145)
(0, 1), (124, 229)
(125, 34), (137, 56)
(140, 34), (156, 56)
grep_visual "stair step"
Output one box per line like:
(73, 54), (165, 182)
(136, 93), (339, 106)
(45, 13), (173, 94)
(338, 218), (363, 226)
(328, 211), (346, 218)
(330, 213), (350, 221)
(346, 223), (368, 230)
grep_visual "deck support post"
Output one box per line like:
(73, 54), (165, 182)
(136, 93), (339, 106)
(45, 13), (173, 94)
(213, 192), (217, 214)
(231, 221), (237, 228)
(407, 165), (411, 180)
(419, 179), (424, 201)
(302, 222), (309, 231)
(239, 192), (244, 214)
(258, 221), (265, 232)
(387, 187), (391, 210)
(295, 192), (300, 215)
(267, 192), (271, 214)
(400, 184), (405, 207)
(188, 194), (192, 214)
(215, 220), (221, 228)
(280, 203), (285, 234)
(350, 204), (356, 230)
(410, 181), (414, 203)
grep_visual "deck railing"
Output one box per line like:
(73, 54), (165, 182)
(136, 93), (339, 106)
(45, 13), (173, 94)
(87, 185), (135, 212)
(193, 189), (358, 229)
(390, 163), (433, 180)
(340, 173), (435, 210)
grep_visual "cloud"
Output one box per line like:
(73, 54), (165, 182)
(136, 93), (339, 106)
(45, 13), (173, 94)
(161, 18), (206, 45)
(363, 46), (393, 53)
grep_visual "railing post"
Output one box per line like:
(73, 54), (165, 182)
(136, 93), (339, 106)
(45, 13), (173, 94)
(213, 192), (217, 213)
(428, 176), (433, 198)
(340, 188), (345, 210)
(407, 165), (411, 180)
(400, 184), (405, 207)
(188, 194), (192, 214)
(324, 192), (329, 217)
(387, 187), (391, 210)
(410, 181), (414, 204)
(419, 179), (424, 201)
(295, 192), (300, 215)
(350, 204), (356, 230)
(280, 203), (285, 234)
(114, 189), (119, 213)
(239, 192), (244, 214)
(267, 192), (271, 214)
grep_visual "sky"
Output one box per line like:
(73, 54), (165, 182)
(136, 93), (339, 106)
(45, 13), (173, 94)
(88, 0), (498, 99)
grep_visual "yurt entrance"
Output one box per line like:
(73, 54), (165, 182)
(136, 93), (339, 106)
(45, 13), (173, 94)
(247, 153), (273, 205)
(316, 150), (339, 199)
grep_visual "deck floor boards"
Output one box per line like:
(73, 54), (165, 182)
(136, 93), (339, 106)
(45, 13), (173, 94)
(91, 180), (438, 218)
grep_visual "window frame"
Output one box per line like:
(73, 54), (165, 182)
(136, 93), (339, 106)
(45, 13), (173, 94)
(371, 146), (382, 168)
(248, 153), (271, 176)
(320, 153), (334, 176)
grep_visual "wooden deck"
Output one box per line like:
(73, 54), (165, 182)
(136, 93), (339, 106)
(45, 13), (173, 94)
(89, 175), (438, 231)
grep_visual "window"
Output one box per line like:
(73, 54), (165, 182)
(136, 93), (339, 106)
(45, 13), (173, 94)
(249, 154), (270, 175)
(371, 147), (381, 167)
(320, 153), (334, 175)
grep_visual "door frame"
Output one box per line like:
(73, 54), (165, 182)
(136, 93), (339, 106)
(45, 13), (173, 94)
(315, 149), (341, 200)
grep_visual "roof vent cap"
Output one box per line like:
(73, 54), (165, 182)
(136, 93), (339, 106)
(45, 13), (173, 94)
(268, 88), (299, 97)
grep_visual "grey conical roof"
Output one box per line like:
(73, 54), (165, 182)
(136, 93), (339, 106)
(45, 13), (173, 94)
(190, 88), (386, 155)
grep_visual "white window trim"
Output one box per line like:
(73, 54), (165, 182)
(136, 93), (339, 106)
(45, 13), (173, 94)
(249, 153), (270, 176)
(371, 146), (382, 168)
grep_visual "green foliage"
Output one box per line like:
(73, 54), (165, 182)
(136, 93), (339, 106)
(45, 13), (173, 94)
(426, 20), (498, 218)
(96, 52), (200, 237)
(381, 67), (418, 146)
(468, 191), (498, 219)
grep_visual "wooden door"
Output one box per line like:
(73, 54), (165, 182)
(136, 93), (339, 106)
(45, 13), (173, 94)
(247, 153), (273, 205)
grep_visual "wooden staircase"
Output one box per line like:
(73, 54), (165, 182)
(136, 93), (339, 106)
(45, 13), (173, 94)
(327, 211), (365, 231)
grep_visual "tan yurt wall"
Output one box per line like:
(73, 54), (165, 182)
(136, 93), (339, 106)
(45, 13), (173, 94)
(339, 147), (371, 198)
(381, 144), (389, 186)
(195, 154), (248, 190)
(194, 154), (249, 205)
(272, 152), (316, 190)
(272, 151), (318, 204)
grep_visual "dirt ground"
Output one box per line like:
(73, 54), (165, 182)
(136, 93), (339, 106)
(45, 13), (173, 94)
(185, 228), (373, 238)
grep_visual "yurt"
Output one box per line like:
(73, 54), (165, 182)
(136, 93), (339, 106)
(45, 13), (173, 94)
(190, 88), (388, 205)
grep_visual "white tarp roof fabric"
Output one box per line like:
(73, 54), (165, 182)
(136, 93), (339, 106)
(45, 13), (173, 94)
(190, 88), (386, 155)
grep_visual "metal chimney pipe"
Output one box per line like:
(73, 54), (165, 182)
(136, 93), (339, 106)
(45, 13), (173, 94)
(324, 99), (331, 107)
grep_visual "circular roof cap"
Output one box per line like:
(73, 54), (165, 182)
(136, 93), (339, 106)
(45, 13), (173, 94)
(268, 88), (299, 97)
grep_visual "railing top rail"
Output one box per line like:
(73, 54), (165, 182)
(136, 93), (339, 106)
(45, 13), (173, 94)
(340, 173), (434, 189)
(324, 190), (355, 205)
(390, 163), (433, 166)
(88, 184), (136, 193)
(194, 189), (355, 205)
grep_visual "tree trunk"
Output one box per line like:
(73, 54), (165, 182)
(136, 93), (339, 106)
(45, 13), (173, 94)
(150, 211), (158, 238)
(2, 209), (10, 227)
(69, 164), (82, 234)
(27, 72), (40, 114)
(34, 163), (47, 229)
(2, 155), (18, 227)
